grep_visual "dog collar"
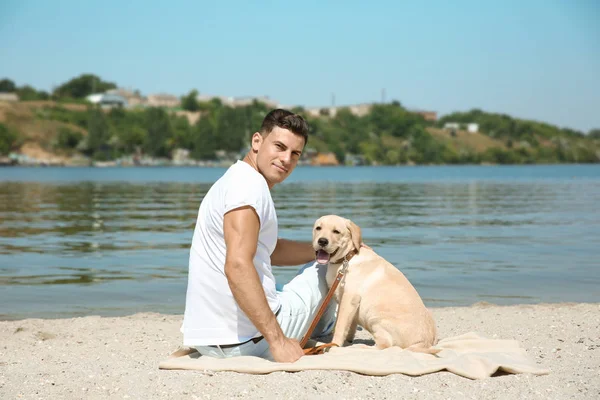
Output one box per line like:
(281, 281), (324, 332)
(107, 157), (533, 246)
(331, 248), (358, 266)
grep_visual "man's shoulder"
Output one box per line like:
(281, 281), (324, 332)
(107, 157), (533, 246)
(225, 161), (268, 189)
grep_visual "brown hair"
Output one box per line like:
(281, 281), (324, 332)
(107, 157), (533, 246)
(260, 109), (309, 145)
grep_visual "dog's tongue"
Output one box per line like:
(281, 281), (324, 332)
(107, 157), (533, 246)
(316, 250), (330, 265)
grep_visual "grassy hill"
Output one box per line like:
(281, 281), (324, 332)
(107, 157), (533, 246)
(428, 127), (507, 152)
(1, 100), (599, 165)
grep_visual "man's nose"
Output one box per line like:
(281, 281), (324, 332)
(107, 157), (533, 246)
(280, 151), (291, 164)
(318, 238), (328, 247)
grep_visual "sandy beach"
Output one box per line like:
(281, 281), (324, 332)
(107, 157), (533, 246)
(1, 302), (599, 399)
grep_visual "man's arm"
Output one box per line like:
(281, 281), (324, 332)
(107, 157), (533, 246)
(272, 238), (372, 266)
(271, 238), (315, 266)
(223, 206), (304, 363)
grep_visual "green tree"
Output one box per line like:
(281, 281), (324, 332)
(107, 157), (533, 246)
(86, 107), (112, 160)
(329, 142), (346, 164)
(181, 89), (200, 112)
(319, 108), (330, 116)
(384, 149), (402, 164)
(331, 108), (368, 154)
(368, 104), (424, 138)
(245, 101), (271, 135)
(0, 123), (18, 155)
(359, 139), (384, 164)
(481, 147), (522, 164)
(17, 85), (50, 101)
(53, 74), (117, 99)
(534, 146), (559, 163)
(0, 79), (16, 92)
(291, 106), (305, 114)
(193, 97), (226, 113)
(589, 129), (600, 139)
(440, 145), (461, 164)
(143, 107), (173, 157)
(214, 106), (249, 152)
(55, 127), (83, 150)
(105, 107), (146, 155)
(407, 126), (445, 163)
(38, 106), (89, 128)
(192, 116), (218, 160)
(171, 115), (193, 149)
(119, 126), (146, 154)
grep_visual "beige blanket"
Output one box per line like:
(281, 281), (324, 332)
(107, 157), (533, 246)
(159, 332), (549, 380)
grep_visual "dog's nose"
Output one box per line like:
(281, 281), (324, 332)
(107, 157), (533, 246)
(318, 238), (328, 247)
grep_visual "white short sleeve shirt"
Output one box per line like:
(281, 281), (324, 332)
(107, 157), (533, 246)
(181, 160), (280, 346)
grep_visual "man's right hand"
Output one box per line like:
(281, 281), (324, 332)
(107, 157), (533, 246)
(269, 337), (304, 363)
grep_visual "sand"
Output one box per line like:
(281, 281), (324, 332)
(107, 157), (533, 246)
(1, 302), (599, 399)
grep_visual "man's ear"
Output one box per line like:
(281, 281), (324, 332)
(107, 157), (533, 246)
(346, 219), (362, 252)
(251, 132), (263, 153)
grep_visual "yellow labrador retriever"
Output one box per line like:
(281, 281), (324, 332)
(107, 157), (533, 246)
(313, 215), (438, 353)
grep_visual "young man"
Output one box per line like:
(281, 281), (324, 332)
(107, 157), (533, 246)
(181, 109), (336, 363)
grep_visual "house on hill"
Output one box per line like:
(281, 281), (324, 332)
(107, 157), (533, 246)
(443, 122), (479, 133)
(305, 103), (372, 118)
(106, 88), (145, 107)
(85, 93), (127, 107)
(146, 93), (180, 108)
(412, 110), (437, 121)
(0, 93), (19, 102)
(195, 94), (280, 108)
(304, 103), (437, 121)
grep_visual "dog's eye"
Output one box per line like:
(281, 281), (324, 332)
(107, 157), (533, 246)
(315, 227), (321, 231)
(333, 229), (341, 234)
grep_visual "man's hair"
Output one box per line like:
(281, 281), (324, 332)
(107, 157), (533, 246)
(259, 109), (309, 145)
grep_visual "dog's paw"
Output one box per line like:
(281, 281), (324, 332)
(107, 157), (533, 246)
(351, 343), (372, 349)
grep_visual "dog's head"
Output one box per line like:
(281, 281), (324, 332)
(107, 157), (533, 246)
(312, 215), (362, 265)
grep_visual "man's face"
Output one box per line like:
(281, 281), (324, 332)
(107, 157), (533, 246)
(253, 126), (305, 187)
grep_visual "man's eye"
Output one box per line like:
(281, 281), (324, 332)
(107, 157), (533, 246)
(315, 227), (321, 231)
(333, 230), (340, 234)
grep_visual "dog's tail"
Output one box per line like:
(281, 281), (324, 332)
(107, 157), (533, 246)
(407, 344), (441, 356)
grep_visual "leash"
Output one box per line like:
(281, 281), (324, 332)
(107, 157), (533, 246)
(300, 250), (357, 355)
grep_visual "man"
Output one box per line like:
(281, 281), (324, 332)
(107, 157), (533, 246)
(181, 109), (336, 363)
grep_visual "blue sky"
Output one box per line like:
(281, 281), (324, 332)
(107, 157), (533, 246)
(1, 0), (598, 132)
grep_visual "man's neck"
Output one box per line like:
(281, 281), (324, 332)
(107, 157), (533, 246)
(242, 153), (257, 170)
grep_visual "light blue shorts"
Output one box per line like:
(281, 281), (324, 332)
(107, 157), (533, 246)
(194, 261), (337, 360)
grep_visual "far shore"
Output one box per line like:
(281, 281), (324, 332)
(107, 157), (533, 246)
(2, 302), (598, 399)
(2, 159), (597, 168)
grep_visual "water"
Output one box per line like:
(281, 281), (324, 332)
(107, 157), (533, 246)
(1, 164), (599, 320)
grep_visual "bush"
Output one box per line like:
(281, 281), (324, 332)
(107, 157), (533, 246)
(37, 106), (89, 128)
(0, 123), (18, 155)
(481, 147), (522, 164)
(55, 127), (83, 150)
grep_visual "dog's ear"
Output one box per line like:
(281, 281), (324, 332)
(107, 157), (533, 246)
(346, 219), (362, 252)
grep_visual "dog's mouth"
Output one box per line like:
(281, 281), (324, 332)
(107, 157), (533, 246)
(315, 248), (338, 265)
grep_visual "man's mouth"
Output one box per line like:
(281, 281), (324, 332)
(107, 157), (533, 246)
(273, 164), (287, 173)
(315, 248), (338, 265)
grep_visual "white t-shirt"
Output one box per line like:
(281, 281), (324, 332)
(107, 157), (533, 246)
(181, 160), (280, 346)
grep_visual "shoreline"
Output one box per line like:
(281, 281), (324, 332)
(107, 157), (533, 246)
(2, 302), (598, 399)
(2, 161), (599, 168)
(0, 300), (594, 322)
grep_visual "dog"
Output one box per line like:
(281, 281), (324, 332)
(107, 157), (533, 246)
(312, 215), (438, 353)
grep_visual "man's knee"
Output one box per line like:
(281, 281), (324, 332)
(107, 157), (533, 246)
(296, 260), (318, 276)
(283, 261), (328, 298)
